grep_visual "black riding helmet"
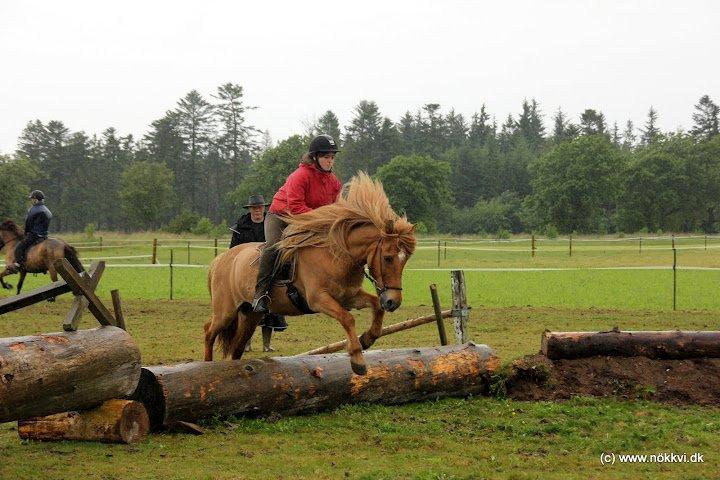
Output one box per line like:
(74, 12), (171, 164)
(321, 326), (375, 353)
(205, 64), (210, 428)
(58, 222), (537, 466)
(28, 190), (45, 201)
(308, 135), (340, 155)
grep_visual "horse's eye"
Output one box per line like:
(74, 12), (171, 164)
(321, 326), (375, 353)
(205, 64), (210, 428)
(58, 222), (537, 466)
(384, 255), (393, 263)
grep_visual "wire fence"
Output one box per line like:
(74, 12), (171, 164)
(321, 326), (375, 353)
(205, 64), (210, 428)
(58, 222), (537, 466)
(3, 234), (719, 309)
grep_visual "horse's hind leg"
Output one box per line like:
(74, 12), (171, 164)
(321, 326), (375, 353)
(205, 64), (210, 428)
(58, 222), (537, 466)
(230, 313), (261, 360)
(0, 270), (12, 290)
(16, 271), (26, 295)
(203, 316), (219, 361)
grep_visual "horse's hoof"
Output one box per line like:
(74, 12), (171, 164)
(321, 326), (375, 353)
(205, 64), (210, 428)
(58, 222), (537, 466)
(47, 297), (56, 303)
(2, 284), (12, 290)
(351, 361), (367, 376)
(263, 346), (276, 352)
(359, 332), (374, 350)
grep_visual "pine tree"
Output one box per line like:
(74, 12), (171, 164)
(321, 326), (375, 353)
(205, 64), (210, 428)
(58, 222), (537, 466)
(690, 95), (720, 140)
(640, 107), (661, 145)
(174, 90), (215, 214)
(468, 105), (491, 146)
(314, 110), (342, 143)
(445, 109), (468, 148)
(213, 83), (257, 186)
(611, 122), (621, 147)
(622, 120), (636, 149)
(517, 99), (545, 151)
(580, 109), (606, 136)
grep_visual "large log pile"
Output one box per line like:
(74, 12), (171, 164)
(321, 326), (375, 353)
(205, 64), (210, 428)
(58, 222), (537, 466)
(133, 343), (498, 430)
(541, 330), (720, 360)
(0, 326), (141, 423)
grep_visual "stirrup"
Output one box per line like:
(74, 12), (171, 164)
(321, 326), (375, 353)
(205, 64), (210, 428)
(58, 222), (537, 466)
(252, 293), (271, 313)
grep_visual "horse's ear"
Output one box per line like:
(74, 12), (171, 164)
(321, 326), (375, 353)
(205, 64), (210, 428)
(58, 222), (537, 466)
(385, 219), (394, 234)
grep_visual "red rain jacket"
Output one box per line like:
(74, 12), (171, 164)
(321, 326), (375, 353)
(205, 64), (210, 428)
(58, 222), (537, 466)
(269, 163), (342, 215)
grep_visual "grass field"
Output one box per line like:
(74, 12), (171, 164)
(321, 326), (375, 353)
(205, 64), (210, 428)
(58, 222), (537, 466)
(1, 232), (720, 479)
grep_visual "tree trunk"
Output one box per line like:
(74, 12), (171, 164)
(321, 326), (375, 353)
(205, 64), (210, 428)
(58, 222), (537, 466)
(133, 343), (498, 430)
(17, 399), (149, 444)
(0, 326), (141, 423)
(541, 330), (720, 360)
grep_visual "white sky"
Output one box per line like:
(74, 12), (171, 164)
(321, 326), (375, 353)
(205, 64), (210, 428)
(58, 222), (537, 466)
(1, 0), (718, 154)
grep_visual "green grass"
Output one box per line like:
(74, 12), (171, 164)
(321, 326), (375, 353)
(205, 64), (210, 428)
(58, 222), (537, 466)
(2, 233), (720, 478)
(1, 301), (719, 479)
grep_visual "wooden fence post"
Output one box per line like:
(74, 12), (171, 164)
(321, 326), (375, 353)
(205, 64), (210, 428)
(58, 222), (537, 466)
(111, 290), (127, 331)
(672, 247), (677, 311)
(531, 234), (536, 257)
(214, 238), (218, 257)
(187, 241), (191, 265)
(430, 284), (448, 346)
(569, 234), (572, 257)
(151, 238), (158, 264)
(170, 249), (174, 300)
(450, 270), (469, 343)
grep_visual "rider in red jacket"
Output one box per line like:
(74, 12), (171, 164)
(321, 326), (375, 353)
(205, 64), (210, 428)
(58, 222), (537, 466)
(252, 135), (342, 313)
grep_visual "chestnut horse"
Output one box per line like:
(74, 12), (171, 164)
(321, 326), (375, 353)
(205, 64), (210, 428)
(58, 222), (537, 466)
(0, 220), (85, 295)
(204, 173), (416, 375)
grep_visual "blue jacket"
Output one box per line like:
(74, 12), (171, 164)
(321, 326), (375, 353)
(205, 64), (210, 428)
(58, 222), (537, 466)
(25, 203), (52, 237)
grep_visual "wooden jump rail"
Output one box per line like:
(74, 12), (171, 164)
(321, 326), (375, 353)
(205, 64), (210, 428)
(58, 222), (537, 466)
(0, 259), (122, 331)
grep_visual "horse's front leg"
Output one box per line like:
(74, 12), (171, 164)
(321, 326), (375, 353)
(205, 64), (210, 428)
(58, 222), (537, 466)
(310, 291), (367, 375)
(352, 290), (384, 350)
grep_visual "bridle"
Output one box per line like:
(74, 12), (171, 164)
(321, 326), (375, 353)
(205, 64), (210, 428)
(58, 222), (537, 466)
(363, 234), (403, 296)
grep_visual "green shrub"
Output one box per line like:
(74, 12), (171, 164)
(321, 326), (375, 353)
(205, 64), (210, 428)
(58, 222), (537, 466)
(496, 229), (511, 239)
(544, 224), (559, 239)
(165, 210), (201, 233)
(192, 217), (214, 236)
(212, 220), (229, 238)
(84, 223), (96, 240)
(414, 222), (428, 234)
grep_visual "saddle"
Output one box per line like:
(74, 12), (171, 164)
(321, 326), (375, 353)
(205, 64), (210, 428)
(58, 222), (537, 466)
(241, 244), (314, 314)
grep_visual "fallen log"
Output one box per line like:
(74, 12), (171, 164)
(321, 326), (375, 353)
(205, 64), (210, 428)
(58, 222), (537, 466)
(17, 399), (149, 444)
(541, 330), (720, 360)
(301, 310), (452, 355)
(133, 343), (498, 430)
(0, 326), (141, 423)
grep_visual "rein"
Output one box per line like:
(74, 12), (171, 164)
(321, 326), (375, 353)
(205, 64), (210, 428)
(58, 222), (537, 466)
(363, 234), (403, 296)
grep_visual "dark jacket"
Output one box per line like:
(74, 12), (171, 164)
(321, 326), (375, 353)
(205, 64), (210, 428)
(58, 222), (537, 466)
(25, 203), (52, 237)
(230, 213), (265, 248)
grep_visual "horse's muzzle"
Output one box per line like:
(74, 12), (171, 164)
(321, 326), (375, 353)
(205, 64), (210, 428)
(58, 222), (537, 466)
(380, 292), (401, 312)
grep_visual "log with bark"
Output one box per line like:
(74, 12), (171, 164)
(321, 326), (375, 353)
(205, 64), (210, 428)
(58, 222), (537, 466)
(541, 330), (720, 360)
(17, 399), (149, 444)
(0, 326), (141, 423)
(133, 343), (499, 430)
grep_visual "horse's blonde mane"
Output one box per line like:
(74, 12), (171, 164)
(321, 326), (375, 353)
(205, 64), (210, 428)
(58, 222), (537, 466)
(276, 172), (415, 263)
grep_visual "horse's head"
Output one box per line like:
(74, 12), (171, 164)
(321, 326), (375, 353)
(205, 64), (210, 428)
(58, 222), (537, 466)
(0, 219), (21, 250)
(366, 219), (416, 312)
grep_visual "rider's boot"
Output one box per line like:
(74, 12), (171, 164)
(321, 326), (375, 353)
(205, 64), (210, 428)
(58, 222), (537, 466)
(252, 247), (280, 314)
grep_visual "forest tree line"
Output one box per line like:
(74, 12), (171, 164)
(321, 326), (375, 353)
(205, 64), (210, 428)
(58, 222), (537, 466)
(1, 85), (719, 235)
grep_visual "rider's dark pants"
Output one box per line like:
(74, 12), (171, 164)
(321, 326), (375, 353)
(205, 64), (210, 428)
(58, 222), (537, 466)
(254, 213), (288, 297)
(14, 233), (41, 267)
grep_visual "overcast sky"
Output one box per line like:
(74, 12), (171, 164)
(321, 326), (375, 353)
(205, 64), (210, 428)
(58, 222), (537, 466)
(1, 0), (718, 154)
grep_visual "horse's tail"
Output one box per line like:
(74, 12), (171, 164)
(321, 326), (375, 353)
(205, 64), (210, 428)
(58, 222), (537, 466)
(64, 244), (85, 273)
(218, 315), (239, 358)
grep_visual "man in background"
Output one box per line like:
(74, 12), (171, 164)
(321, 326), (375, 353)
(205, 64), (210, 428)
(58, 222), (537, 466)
(229, 194), (287, 351)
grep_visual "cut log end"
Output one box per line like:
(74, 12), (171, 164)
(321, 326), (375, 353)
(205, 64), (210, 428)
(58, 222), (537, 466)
(18, 399), (149, 444)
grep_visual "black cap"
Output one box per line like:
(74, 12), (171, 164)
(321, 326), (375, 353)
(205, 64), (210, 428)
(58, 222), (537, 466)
(29, 190), (45, 201)
(309, 134), (340, 154)
(243, 194), (270, 208)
